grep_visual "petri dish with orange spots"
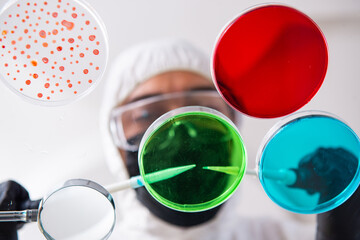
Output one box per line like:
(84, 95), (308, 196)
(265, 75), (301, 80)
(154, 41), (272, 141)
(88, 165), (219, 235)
(211, 4), (328, 118)
(0, 0), (108, 106)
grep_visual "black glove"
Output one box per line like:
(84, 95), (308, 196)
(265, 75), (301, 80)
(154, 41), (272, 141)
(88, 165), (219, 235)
(0, 180), (40, 240)
(289, 147), (358, 204)
(316, 183), (360, 240)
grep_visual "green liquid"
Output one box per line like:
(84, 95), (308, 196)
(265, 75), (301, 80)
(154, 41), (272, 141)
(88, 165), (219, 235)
(139, 111), (246, 212)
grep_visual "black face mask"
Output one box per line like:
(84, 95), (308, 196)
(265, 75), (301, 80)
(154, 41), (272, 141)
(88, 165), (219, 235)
(125, 149), (223, 227)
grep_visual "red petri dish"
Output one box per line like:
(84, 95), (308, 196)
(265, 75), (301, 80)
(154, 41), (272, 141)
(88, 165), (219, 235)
(212, 4), (328, 118)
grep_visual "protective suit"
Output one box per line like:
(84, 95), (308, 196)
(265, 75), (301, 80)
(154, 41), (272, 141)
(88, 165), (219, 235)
(100, 38), (315, 239)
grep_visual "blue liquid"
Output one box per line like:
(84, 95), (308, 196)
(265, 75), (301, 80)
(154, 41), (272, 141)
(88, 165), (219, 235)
(259, 114), (360, 214)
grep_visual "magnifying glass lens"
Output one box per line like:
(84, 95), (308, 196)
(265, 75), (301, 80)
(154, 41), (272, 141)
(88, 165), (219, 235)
(139, 107), (246, 212)
(39, 183), (115, 240)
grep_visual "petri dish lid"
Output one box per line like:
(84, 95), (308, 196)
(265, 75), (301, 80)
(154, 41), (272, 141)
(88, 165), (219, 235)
(138, 106), (247, 212)
(211, 4), (328, 118)
(0, 0), (108, 106)
(257, 111), (360, 214)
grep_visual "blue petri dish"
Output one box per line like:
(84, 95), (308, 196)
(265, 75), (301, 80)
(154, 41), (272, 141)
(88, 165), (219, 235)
(257, 111), (360, 214)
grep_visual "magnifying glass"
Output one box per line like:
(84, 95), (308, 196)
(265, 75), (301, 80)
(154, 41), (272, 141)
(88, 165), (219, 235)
(211, 4), (328, 118)
(252, 111), (360, 213)
(0, 0), (108, 105)
(107, 106), (247, 212)
(0, 179), (116, 240)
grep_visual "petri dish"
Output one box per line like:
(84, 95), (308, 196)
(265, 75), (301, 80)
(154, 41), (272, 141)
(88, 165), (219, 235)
(257, 111), (360, 213)
(38, 179), (116, 240)
(0, 0), (108, 106)
(211, 4), (328, 118)
(138, 106), (247, 212)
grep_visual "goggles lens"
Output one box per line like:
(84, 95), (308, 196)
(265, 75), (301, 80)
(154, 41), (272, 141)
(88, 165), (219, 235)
(111, 90), (234, 151)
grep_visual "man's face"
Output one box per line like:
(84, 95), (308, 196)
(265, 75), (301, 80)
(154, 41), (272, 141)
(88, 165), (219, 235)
(114, 70), (233, 165)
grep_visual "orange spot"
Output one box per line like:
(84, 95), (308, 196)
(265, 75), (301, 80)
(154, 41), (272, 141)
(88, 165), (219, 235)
(39, 30), (46, 38)
(43, 42), (48, 47)
(52, 12), (58, 18)
(59, 66), (64, 71)
(68, 38), (74, 43)
(88, 79), (92, 83)
(27, 55), (31, 59)
(33, 74), (38, 79)
(21, 51), (25, 54)
(42, 57), (49, 63)
(13, 56), (17, 60)
(52, 29), (58, 35)
(61, 20), (74, 30)
(50, 51), (54, 54)
(5, 63), (8, 67)
(79, 53), (84, 58)
(89, 35), (96, 41)
(68, 84), (72, 88)
(60, 89), (63, 92)
(67, 80), (70, 83)
(11, 40), (16, 45)
(52, 40), (56, 44)
(47, 96), (50, 100)
(31, 60), (37, 66)
(44, 1), (48, 5)
(38, 93), (43, 98)
(72, 7), (76, 11)
(20, 88), (23, 91)
(44, 83), (50, 88)
(74, 91), (77, 94)
(85, 20), (90, 25)
(96, 66), (99, 70)
(18, 37), (23, 41)
(51, 90), (54, 93)
(72, 13), (77, 18)
(1, 30), (7, 35)
(93, 49), (99, 55)
(26, 80), (31, 85)
(78, 81), (81, 84)
(57, 46), (62, 51)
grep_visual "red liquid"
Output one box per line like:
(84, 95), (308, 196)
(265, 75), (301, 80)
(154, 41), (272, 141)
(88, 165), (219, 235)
(213, 5), (328, 118)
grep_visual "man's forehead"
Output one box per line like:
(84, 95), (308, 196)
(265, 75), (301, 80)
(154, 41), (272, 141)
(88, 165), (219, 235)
(122, 71), (214, 105)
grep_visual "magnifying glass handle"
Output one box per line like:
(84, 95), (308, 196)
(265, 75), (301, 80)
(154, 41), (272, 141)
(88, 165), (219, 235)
(0, 209), (38, 222)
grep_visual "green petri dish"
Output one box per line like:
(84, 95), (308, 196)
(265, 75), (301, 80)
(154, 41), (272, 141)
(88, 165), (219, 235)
(138, 106), (246, 212)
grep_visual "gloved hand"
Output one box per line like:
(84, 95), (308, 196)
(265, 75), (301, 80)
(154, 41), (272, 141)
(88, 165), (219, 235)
(289, 147), (358, 203)
(0, 180), (40, 240)
(316, 183), (360, 240)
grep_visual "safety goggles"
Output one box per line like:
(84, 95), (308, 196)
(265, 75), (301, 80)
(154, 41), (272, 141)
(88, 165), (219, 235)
(110, 90), (234, 151)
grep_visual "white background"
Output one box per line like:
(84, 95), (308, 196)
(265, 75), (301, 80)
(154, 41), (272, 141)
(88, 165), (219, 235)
(0, 0), (359, 239)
